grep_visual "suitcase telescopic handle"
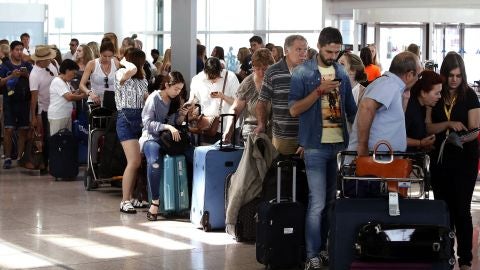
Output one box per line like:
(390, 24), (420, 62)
(220, 113), (237, 150)
(276, 160), (297, 203)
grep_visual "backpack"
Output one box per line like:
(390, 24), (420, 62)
(3, 61), (31, 102)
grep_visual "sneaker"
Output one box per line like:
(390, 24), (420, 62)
(304, 256), (322, 270)
(131, 198), (149, 208)
(3, 158), (12, 169)
(319, 250), (329, 266)
(120, 200), (137, 214)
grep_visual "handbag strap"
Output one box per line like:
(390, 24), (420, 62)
(218, 71), (228, 115)
(372, 140), (394, 164)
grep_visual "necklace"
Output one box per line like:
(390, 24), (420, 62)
(100, 61), (111, 76)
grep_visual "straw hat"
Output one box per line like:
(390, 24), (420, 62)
(31, 45), (57, 61)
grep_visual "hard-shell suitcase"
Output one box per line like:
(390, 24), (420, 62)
(256, 160), (305, 269)
(49, 129), (79, 179)
(329, 198), (454, 270)
(160, 154), (190, 216)
(190, 114), (243, 231)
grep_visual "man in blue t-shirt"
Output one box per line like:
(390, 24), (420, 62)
(0, 40), (33, 169)
(348, 51), (422, 156)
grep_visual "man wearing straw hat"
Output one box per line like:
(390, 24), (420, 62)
(29, 45), (58, 173)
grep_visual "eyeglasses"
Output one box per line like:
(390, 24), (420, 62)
(104, 77), (109, 88)
(69, 44), (76, 46)
(45, 67), (54, 76)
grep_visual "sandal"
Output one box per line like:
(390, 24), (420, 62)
(147, 202), (159, 221)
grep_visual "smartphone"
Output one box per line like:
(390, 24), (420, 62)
(20, 67), (27, 72)
(332, 78), (342, 82)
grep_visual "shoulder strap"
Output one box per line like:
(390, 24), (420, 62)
(218, 71), (228, 115)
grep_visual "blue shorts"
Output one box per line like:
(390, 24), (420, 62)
(116, 108), (143, 142)
(3, 100), (30, 129)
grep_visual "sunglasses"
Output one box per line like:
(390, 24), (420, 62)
(104, 76), (109, 88)
(45, 67), (54, 76)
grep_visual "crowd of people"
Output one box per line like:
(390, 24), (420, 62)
(0, 28), (478, 270)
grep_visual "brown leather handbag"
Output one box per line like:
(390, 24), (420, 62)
(356, 140), (412, 197)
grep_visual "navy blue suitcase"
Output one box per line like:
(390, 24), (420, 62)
(49, 129), (79, 180)
(190, 114), (243, 231)
(329, 198), (454, 270)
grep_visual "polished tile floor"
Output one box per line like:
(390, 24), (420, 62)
(0, 164), (479, 269)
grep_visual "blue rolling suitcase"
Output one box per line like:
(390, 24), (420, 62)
(190, 114), (243, 231)
(161, 154), (190, 215)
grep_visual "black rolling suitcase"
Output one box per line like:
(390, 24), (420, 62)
(49, 129), (79, 180)
(329, 198), (455, 270)
(256, 160), (305, 269)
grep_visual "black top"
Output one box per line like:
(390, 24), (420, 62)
(405, 96), (427, 152)
(431, 88), (480, 161)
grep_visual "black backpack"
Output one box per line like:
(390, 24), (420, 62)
(3, 61), (31, 102)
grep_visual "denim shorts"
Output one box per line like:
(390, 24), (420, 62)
(116, 108), (143, 142)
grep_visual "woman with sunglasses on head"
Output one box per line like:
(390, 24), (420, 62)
(115, 48), (149, 214)
(426, 52), (480, 270)
(139, 71), (192, 220)
(79, 39), (120, 111)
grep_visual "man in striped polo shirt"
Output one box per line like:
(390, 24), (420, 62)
(255, 35), (308, 155)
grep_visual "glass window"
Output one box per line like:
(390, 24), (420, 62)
(463, 27), (480, 84)
(378, 26), (423, 71)
(208, 0), (254, 31)
(267, 0), (321, 31)
(340, 18), (354, 45)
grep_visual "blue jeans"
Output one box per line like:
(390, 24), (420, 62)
(304, 143), (344, 259)
(143, 140), (193, 200)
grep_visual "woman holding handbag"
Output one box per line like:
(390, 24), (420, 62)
(139, 71), (193, 221)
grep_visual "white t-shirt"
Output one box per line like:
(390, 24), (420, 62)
(188, 69), (239, 116)
(29, 63), (58, 114)
(48, 77), (73, 120)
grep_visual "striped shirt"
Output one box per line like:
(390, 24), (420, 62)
(258, 58), (299, 139)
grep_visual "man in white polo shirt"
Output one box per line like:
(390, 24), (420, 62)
(29, 45), (59, 173)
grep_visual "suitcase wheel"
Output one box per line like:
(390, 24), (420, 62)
(201, 211), (211, 232)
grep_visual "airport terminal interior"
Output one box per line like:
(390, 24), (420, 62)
(1, 0), (480, 269)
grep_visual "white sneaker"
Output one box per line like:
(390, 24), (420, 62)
(120, 200), (137, 214)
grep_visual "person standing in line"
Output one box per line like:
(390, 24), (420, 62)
(115, 48), (149, 214)
(48, 59), (86, 135)
(29, 45), (59, 174)
(255, 35), (308, 155)
(79, 40), (120, 111)
(0, 41), (33, 169)
(348, 51), (422, 156)
(289, 27), (357, 270)
(426, 52), (480, 270)
(63, 38), (79, 61)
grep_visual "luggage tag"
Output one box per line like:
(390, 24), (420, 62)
(388, 192), (400, 216)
